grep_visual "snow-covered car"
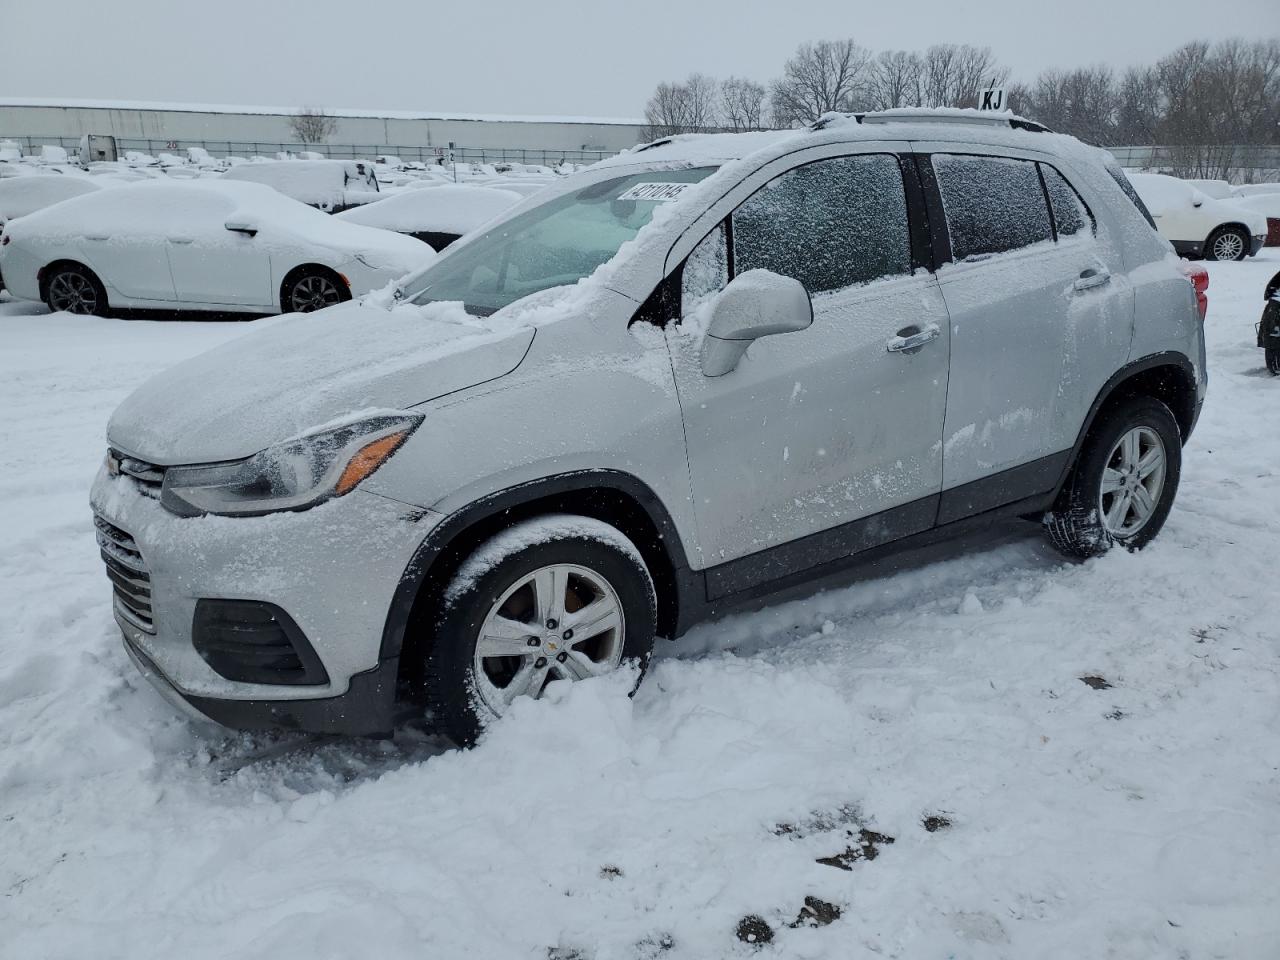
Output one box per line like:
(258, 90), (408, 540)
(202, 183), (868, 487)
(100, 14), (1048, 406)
(0, 175), (104, 291)
(0, 179), (433, 316)
(92, 110), (1206, 744)
(220, 159), (380, 212)
(0, 174), (102, 228)
(1128, 172), (1266, 260)
(333, 184), (522, 250)
(1183, 178), (1234, 200)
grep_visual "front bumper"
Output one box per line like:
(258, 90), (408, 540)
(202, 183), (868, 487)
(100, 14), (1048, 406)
(92, 462), (441, 735)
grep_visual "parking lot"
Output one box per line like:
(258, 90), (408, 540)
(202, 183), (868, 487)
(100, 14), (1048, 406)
(2, 246), (1278, 958)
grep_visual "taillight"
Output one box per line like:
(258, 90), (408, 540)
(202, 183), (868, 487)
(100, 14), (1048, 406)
(1179, 260), (1209, 321)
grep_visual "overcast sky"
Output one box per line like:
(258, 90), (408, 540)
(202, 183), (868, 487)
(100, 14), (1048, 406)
(1, 0), (1273, 119)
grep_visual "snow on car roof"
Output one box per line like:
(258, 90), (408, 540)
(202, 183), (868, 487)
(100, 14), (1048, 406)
(594, 110), (1107, 175)
(334, 185), (522, 234)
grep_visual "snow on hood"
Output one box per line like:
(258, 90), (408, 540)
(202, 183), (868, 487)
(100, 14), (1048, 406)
(333, 184), (521, 234)
(107, 301), (533, 464)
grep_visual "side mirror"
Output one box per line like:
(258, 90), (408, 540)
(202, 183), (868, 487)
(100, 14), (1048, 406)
(700, 269), (813, 377)
(225, 218), (258, 237)
(1192, 199), (1203, 208)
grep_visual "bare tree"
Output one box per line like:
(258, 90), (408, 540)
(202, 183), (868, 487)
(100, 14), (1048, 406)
(920, 44), (1007, 108)
(1114, 65), (1163, 144)
(867, 50), (925, 110)
(1011, 66), (1118, 143)
(769, 39), (873, 127)
(289, 107), (337, 144)
(721, 76), (768, 131)
(641, 73), (720, 138)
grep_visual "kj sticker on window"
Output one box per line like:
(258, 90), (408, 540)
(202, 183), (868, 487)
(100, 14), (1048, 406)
(616, 182), (696, 203)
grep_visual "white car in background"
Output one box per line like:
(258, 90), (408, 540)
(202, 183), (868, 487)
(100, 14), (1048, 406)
(334, 184), (522, 250)
(1225, 192), (1280, 247)
(0, 174), (102, 228)
(0, 179), (434, 316)
(1128, 172), (1266, 261)
(221, 159), (380, 212)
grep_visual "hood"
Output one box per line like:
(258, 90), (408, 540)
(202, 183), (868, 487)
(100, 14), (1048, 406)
(108, 301), (534, 464)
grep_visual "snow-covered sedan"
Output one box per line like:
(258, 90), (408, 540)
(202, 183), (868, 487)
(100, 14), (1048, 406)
(333, 184), (522, 251)
(0, 180), (434, 316)
(1128, 172), (1267, 261)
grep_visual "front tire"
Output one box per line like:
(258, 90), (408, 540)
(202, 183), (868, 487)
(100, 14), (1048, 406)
(1205, 225), (1249, 262)
(1044, 397), (1182, 559)
(426, 515), (658, 746)
(44, 263), (108, 316)
(283, 268), (350, 313)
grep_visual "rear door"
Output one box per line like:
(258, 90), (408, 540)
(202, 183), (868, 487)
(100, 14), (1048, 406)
(665, 148), (951, 591)
(918, 147), (1130, 519)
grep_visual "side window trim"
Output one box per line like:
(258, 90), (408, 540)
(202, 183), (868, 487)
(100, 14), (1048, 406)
(1037, 161), (1097, 239)
(898, 154), (935, 273)
(913, 154), (953, 267)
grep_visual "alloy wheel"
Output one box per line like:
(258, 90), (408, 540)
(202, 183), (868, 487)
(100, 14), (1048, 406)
(289, 275), (343, 312)
(1212, 231), (1244, 261)
(48, 272), (99, 314)
(1098, 426), (1167, 538)
(472, 563), (626, 717)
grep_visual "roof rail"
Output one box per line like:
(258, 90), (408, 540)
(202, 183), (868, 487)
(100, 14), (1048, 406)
(810, 109), (1050, 134)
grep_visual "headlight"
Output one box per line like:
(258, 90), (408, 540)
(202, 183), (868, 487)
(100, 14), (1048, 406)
(161, 413), (421, 517)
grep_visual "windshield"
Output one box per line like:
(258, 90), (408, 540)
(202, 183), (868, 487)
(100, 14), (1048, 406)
(403, 166), (717, 314)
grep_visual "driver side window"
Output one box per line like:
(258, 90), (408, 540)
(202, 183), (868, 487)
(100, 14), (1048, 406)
(680, 223), (728, 316)
(679, 153), (912, 318)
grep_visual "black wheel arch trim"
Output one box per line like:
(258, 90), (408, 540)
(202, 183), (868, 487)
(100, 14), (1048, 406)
(378, 469), (700, 664)
(1054, 351), (1200, 494)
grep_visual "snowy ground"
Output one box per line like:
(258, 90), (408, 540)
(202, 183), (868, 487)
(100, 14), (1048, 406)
(2, 254), (1278, 960)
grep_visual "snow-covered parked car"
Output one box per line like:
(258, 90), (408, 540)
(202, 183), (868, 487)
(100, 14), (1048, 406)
(1128, 172), (1267, 261)
(0, 179), (433, 316)
(220, 159), (380, 212)
(0, 175), (103, 291)
(333, 184), (522, 250)
(0, 173), (101, 228)
(92, 110), (1206, 744)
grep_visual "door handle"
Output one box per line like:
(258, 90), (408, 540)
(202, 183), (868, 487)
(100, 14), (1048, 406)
(1074, 268), (1111, 292)
(169, 237), (194, 244)
(886, 324), (941, 354)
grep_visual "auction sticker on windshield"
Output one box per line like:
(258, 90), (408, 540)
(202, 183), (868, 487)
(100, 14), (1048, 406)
(617, 182), (695, 202)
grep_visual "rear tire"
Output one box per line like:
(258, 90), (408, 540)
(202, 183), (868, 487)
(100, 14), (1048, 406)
(426, 516), (658, 747)
(282, 267), (350, 314)
(1204, 225), (1249, 262)
(1266, 346), (1280, 376)
(44, 263), (108, 316)
(1044, 397), (1182, 559)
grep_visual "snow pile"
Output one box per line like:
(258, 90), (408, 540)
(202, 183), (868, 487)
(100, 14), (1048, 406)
(1, 252), (1279, 958)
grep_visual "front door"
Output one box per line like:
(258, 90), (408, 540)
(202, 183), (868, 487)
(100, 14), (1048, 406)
(665, 152), (951, 594)
(164, 192), (273, 307)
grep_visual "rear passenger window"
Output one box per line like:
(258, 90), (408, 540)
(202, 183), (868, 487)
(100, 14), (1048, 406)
(732, 154), (911, 294)
(933, 154), (1053, 262)
(1040, 165), (1093, 238)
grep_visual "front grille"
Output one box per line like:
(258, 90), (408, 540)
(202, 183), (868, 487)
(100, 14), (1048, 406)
(95, 515), (154, 632)
(112, 450), (166, 500)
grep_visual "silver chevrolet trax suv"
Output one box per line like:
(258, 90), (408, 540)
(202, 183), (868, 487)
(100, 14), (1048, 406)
(91, 110), (1207, 744)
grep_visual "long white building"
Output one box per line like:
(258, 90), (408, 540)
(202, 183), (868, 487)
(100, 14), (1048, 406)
(0, 98), (648, 162)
